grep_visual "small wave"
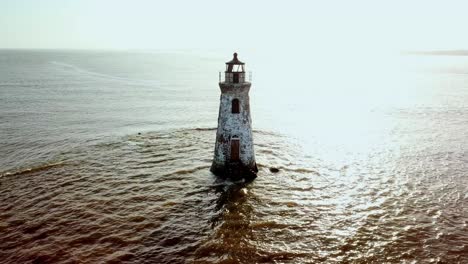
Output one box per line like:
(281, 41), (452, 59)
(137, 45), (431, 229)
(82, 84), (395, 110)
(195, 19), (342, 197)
(0, 82), (34, 87)
(1, 162), (66, 178)
(162, 165), (211, 177)
(279, 167), (321, 175)
(49, 61), (161, 86)
(126, 127), (216, 140)
(250, 220), (289, 229)
(192, 127), (217, 131)
(252, 129), (283, 136)
(256, 163), (320, 175)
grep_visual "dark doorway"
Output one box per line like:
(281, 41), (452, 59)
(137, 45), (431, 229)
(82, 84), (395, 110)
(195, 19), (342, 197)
(233, 73), (239, 83)
(231, 138), (240, 161)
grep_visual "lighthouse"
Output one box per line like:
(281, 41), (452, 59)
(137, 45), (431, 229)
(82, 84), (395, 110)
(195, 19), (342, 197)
(211, 53), (257, 180)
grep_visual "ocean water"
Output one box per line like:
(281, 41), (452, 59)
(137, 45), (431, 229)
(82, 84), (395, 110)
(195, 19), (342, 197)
(0, 50), (467, 263)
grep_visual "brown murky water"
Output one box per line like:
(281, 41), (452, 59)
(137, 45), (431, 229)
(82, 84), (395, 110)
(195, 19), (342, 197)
(1, 127), (467, 263)
(1, 51), (468, 263)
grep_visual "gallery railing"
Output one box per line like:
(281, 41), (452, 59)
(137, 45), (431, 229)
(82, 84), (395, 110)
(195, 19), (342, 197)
(219, 71), (252, 83)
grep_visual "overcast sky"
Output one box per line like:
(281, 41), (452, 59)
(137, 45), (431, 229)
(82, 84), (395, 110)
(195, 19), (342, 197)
(1, 0), (468, 51)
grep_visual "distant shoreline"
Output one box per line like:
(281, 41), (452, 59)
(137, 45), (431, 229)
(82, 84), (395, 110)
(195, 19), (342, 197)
(404, 50), (468, 56)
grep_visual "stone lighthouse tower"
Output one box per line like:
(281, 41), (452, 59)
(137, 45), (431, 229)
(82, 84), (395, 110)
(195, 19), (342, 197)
(211, 53), (257, 180)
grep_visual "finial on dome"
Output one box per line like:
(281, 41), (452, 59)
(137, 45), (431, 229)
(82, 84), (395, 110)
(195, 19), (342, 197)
(226, 52), (244, 65)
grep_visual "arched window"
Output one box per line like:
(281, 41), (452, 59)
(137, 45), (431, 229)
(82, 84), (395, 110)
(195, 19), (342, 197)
(232, 99), (240, 114)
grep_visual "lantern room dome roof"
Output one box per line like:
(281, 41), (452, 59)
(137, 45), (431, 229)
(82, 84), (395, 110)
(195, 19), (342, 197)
(226, 52), (245, 65)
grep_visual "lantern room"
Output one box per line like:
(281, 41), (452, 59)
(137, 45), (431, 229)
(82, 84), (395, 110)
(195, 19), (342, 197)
(224, 52), (247, 84)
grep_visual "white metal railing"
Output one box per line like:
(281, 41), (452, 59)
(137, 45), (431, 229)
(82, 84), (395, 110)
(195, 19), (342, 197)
(219, 71), (252, 83)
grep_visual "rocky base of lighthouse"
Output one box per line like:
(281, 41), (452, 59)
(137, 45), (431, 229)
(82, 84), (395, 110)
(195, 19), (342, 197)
(210, 162), (258, 182)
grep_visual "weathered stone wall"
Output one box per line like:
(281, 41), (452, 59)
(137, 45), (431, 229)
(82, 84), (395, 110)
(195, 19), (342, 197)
(211, 82), (257, 174)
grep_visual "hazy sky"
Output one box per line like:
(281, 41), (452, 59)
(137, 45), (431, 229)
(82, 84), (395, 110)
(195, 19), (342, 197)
(1, 0), (468, 51)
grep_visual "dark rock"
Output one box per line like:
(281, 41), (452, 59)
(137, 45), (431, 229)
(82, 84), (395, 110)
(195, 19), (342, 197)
(211, 162), (258, 182)
(269, 167), (280, 173)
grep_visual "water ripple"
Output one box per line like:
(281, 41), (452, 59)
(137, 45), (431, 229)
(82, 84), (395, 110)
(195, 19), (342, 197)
(0, 129), (467, 263)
